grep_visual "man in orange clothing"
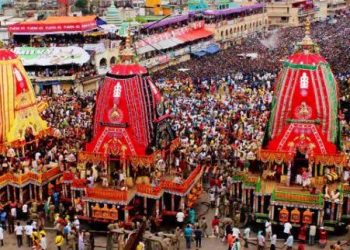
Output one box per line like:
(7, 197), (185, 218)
(227, 232), (235, 250)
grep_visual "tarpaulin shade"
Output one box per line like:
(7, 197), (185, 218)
(177, 28), (213, 42)
(8, 16), (97, 35)
(204, 3), (264, 16)
(191, 50), (207, 58)
(157, 37), (183, 50)
(142, 15), (189, 29)
(136, 37), (184, 54)
(137, 45), (155, 55)
(206, 44), (220, 54)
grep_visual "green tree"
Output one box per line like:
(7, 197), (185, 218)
(75, 0), (88, 10)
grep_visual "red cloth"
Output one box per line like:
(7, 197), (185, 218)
(212, 218), (219, 227)
(319, 230), (327, 243)
(298, 243), (305, 250)
(298, 226), (307, 241)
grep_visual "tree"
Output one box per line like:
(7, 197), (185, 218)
(75, 0), (88, 10)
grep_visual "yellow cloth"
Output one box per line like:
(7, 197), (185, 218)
(31, 231), (40, 240)
(55, 235), (64, 246)
(136, 242), (144, 250)
(39, 230), (46, 237)
(0, 56), (48, 143)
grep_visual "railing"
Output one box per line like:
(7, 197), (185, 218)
(0, 166), (61, 187)
(161, 166), (202, 194)
(62, 172), (74, 182)
(272, 189), (323, 205)
(86, 187), (128, 202)
(75, 166), (202, 202)
(136, 184), (163, 197)
(72, 179), (87, 189)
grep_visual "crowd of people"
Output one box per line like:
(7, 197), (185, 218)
(153, 14), (350, 80)
(26, 64), (97, 80)
(12, 34), (107, 48)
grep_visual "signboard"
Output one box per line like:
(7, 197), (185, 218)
(13, 46), (91, 66)
(8, 21), (97, 34)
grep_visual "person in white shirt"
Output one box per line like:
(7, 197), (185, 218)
(176, 210), (185, 229)
(22, 204), (28, 221)
(265, 219), (272, 238)
(40, 234), (47, 250)
(73, 217), (80, 231)
(87, 175), (94, 188)
(14, 222), (23, 247)
(10, 207), (17, 219)
(283, 221), (292, 239)
(284, 233), (294, 250)
(243, 227), (250, 248)
(232, 227), (240, 238)
(31, 220), (37, 230)
(0, 225), (3, 246)
(308, 224), (317, 245)
(270, 234), (277, 250)
(24, 222), (33, 247)
(257, 231), (265, 250)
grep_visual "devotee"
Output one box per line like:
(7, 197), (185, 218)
(184, 224), (193, 249)
(284, 233), (294, 250)
(194, 226), (203, 248)
(0, 225), (3, 246)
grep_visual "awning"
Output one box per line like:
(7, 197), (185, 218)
(13, 46), (90, 66)
(177, 28), (213, 42)
(191, 50), (207, 58)
(8, 15), (97, 35)
(137, 37), (183, 55)
(137, 45), (155, 55)
(206, 44), (220, 54)
(157, 37), (183, 49)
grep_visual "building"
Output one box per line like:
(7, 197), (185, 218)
(11, 0), (64, 18)
(204, 3), (268, 48)
(266, 0), (322, 27)
(8, 15), (121, 93)
(326, 0), (347, 16)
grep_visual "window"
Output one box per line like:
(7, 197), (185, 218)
(100, 58), (107, 68)
(110, 57), (117, 65)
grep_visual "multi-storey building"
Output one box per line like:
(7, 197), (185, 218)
(266, 0), (326, 27)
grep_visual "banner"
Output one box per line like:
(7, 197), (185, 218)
(8, 16), (97, 34)
(13, 46), (90, 66)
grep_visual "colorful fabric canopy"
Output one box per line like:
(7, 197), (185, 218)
(177, 28), (213, 42)
(0, 49), (49, 143)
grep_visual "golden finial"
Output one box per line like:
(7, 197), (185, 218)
(119, 28), (136, 64)
(304, 16), (311, 37)
(297, 15), (316, 53)
(0, 40), (4, 49)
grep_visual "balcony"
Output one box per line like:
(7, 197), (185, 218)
(298, 7), (319, 16)
(28, 74), (76, 82)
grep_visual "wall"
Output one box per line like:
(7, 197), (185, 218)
(205, 13), (268, 44)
